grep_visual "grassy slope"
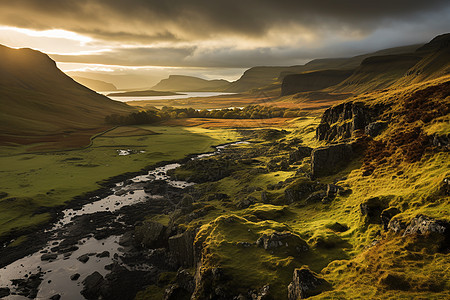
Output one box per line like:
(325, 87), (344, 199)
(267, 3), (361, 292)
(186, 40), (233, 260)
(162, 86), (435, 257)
(0, 126), (239, 238)
(0, 44), (134, 137)
(143, 76), (449, 299)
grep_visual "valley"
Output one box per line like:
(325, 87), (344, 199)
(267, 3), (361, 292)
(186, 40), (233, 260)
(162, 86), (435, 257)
(0, 30), (449, 300)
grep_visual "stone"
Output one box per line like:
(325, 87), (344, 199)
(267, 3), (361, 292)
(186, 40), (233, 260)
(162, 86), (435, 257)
(305, 190), (326, 204)
(0, 287), (10, 298)
(387, 218), (406, 234)
(96, 251), (110, 258)
(261, 191), (269, 203)
(50, 294), (61, 300)
(289, 146), (313, 163)
(287, 267), (330, 299)
(70, 273), (80, 281)
(284, 179), (316, 204)
(134, 221), (166, 249)
(256, 231), (308, 255)
(176, 269), (195, 293)
(81, 271), (105, 300)
(380, 207), (400, 231)
(168, 230), (196, 267)
(118, 231), (134, 247)
(403, 214), (450, 251)
(237, 196), (257, 209)
(360, 197), (385, 224)
(365, 121), (387, 137)
(40, 253), (57, 261)
(311, 144), (353, 177)
(77, 254), (90, 263)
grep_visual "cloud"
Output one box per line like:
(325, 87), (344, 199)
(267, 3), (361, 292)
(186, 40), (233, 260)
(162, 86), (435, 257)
(0, 1), (449, 69)
(1, 0), (449, 43)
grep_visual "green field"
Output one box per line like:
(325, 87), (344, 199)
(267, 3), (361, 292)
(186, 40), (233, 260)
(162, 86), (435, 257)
(0, 126), (240, 238)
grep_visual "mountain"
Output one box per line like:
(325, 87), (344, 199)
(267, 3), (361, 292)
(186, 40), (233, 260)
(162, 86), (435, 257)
(0, 45), (134, 137)
(334, 33), (450, 93)
(71, 76), (117, 92)
(151, 75), (230, 92)
(225, 44), (422, 93)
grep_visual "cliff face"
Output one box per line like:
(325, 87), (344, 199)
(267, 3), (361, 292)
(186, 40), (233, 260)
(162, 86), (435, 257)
(316, 101), (387, 142)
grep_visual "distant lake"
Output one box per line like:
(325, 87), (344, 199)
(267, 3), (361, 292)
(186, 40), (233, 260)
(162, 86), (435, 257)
(103, 91), (236, 102)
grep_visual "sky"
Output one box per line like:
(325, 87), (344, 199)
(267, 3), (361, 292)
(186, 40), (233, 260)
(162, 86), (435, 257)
(0, 0), (449, 88)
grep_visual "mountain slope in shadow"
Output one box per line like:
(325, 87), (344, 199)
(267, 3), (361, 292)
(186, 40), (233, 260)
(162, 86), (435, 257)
(0, 45), (134, 137)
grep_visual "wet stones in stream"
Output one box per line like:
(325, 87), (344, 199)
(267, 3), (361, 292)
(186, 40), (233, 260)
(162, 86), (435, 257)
(10, 272), (43, 299)
(81, 263), (159, 300)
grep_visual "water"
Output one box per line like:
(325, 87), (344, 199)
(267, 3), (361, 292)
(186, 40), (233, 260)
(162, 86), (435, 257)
(0, 141), (248, 299)
(104, 91), (236, 102)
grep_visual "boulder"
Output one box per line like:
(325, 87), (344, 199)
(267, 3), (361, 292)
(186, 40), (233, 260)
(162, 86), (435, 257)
(284, 179), (316, 204)
(287, 267), (331, 299)
(40, 253), (57, 261)
(77, 254), (90, 263)
(289, 146), (313, 163)
(168, 230), (196, 267)
(237, 196), (257, 209)
(360, 197), (385, 224)
(256, 231), (308, 256)
(134, 221), (167, 249)
(380, 207), (400, 231)
(248, 285), (274, 300)
(311, 144), (353, 177)
(0, 287), (10, 298)
(365, 121), (387, 137)
(403, 214), (450, 251)
(144, 180), (169, 195)
(387, 218), (407, 234)
(81, 272), (105, 300)
(70, 273), (80, 281)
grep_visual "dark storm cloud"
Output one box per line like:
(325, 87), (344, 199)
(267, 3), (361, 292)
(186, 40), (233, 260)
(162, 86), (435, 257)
(1, 1), (449, 68)
(0, 0), (449, 42)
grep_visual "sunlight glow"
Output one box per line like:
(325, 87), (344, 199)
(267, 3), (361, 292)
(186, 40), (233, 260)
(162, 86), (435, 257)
(0, 26), (93, 43)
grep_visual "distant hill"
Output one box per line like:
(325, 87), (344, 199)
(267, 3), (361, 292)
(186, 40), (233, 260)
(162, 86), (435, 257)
(335, 33), (450, 93)
(0, 44), (134, 137)
(225, 44), (422, 93)
(281, 69), (354, 96)
(107, 90), (183, 97)
(72, 76), (117, 91)
(151, 75), (230, 92)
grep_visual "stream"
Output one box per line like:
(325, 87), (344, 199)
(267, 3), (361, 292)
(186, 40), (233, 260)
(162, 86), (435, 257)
(0, 141), (248, 300)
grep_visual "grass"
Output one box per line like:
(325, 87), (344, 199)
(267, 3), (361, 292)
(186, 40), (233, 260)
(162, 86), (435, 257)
(0, 125), (240, 238)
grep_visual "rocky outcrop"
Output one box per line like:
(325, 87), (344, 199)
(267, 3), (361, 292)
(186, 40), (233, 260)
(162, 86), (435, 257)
(164, 269), (195, 300)
(311, 144), (354, 177)
(316, 101), (387, 141)
(168, 230), (196, 267)
(287, 267), (331, 299)
(284, 179), (318, 203)
(403, 215), (450, 251)
(134, 221), (167, 249)
(256, 231), (308, 256)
